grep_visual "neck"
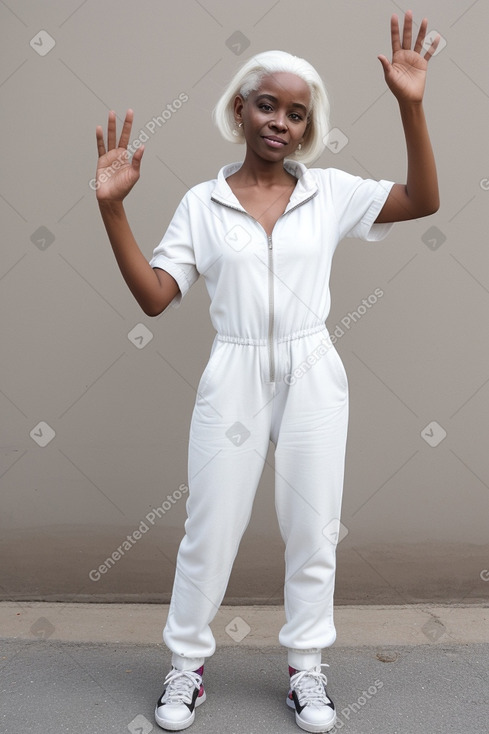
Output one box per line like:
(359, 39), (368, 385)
(235, 149), (293, 187)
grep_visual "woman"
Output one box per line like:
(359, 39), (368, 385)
(95, 11), (439, 733)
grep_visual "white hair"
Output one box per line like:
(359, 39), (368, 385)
(213, 50), (331, 166)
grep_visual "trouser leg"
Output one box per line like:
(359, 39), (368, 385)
(164, 448), (267, 668)
(272, 337), (349, 667)
(164, 342), (272, 668)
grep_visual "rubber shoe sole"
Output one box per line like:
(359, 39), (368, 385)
(286, 695), (337, 733)
(155, 689), (206, 731)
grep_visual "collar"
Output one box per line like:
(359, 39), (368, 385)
(211, 160), (319, 213)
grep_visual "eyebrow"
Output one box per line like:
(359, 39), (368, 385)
(255, 93), (308, 114)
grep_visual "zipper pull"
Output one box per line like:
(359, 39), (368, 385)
(268, 235), (273, 249)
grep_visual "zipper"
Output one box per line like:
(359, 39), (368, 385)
(282, 192), (317, 216)
(265, 194), (317, 383)
(267, 234), (275, 382)
(211, 191), (317, 216)
(211, 190), (318, 383)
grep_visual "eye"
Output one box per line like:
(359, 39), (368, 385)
(289, 112), (303, 122)
(258, 103), (273, 112)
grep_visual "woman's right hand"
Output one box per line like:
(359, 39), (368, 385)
(95, 109), (144, 202)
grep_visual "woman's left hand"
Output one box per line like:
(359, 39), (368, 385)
(378, 10), (439, 105)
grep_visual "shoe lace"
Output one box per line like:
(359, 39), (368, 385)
(290, 664), (332, 707)
(163, 669), (202, 704)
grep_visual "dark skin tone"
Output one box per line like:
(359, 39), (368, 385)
(226, 11), (440, 235)
(94, 11), (439, 316)
(226, 72), (310, 237)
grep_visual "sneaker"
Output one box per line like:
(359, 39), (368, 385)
(287, 664), (336, 733)
(155, 665), (206, 731)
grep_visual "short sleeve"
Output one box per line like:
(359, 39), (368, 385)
(149, 194), (200, 309)
(329, 169), (396, 242)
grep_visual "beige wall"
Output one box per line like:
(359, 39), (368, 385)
(1, 0), (488, 605)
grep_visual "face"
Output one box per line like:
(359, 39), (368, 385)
(234, 72), (311, 162)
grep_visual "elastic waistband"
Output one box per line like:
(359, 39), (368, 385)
(216, 323), (328, 346)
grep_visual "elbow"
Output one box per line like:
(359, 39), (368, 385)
(138, 285), (177, 317)
(428, 192), (440, 215)
(139, 291), (177, 316)
(416, 195), (440, 219)
(426, 200), (440, 217)
(138, 295), (169, 317)
(142, 302), (167, 317)
(426, 184), (441, 215)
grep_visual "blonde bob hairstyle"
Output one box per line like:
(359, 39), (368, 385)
(213, 50), (331, 166)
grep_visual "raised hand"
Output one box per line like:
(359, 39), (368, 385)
(378, 10), (439, 105)
(95, 109), (144, 202)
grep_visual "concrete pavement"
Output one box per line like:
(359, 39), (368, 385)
(1, 602), (488, 733)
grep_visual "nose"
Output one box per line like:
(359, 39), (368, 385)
(270, 113), (287, 132)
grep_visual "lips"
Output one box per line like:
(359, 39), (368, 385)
(262, 136), (287, 146)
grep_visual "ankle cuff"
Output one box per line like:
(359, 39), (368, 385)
(288, 649), (321, 670)
(171, 654), (205, 671)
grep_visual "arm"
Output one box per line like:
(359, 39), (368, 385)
(375, 11), (440, 223)
(95, 109), (180, 316)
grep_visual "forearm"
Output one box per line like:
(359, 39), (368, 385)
(98, 200), (177, 316)
(399, 100), (439, 216)
(375, 11), (441, 223)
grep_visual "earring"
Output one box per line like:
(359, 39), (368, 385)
(233, 121), (243, 137)
(297, 143), (302, 150)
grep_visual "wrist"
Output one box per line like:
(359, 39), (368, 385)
(397, 98), (424, 114)
(98, 199), (125, 216)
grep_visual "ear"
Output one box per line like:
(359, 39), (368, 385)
(233, 94), (245, 122)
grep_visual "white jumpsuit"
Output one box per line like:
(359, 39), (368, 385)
(150, 160), (394, 672)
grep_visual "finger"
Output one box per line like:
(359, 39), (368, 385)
(132, 144), (144, 168)
(377, 55), (391, 76)
(118, 109), (134, 149)
(391, 13), (401, 55)
(423, 33), (440, 61)
(402, 9), (413, 50)
(107, 110), (118, 150)
(95, 125), (106, 157)
(414, 17), (428, 54)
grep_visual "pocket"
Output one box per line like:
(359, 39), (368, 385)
(195, 339), (224, 402)
(328, 345), (349, 392)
